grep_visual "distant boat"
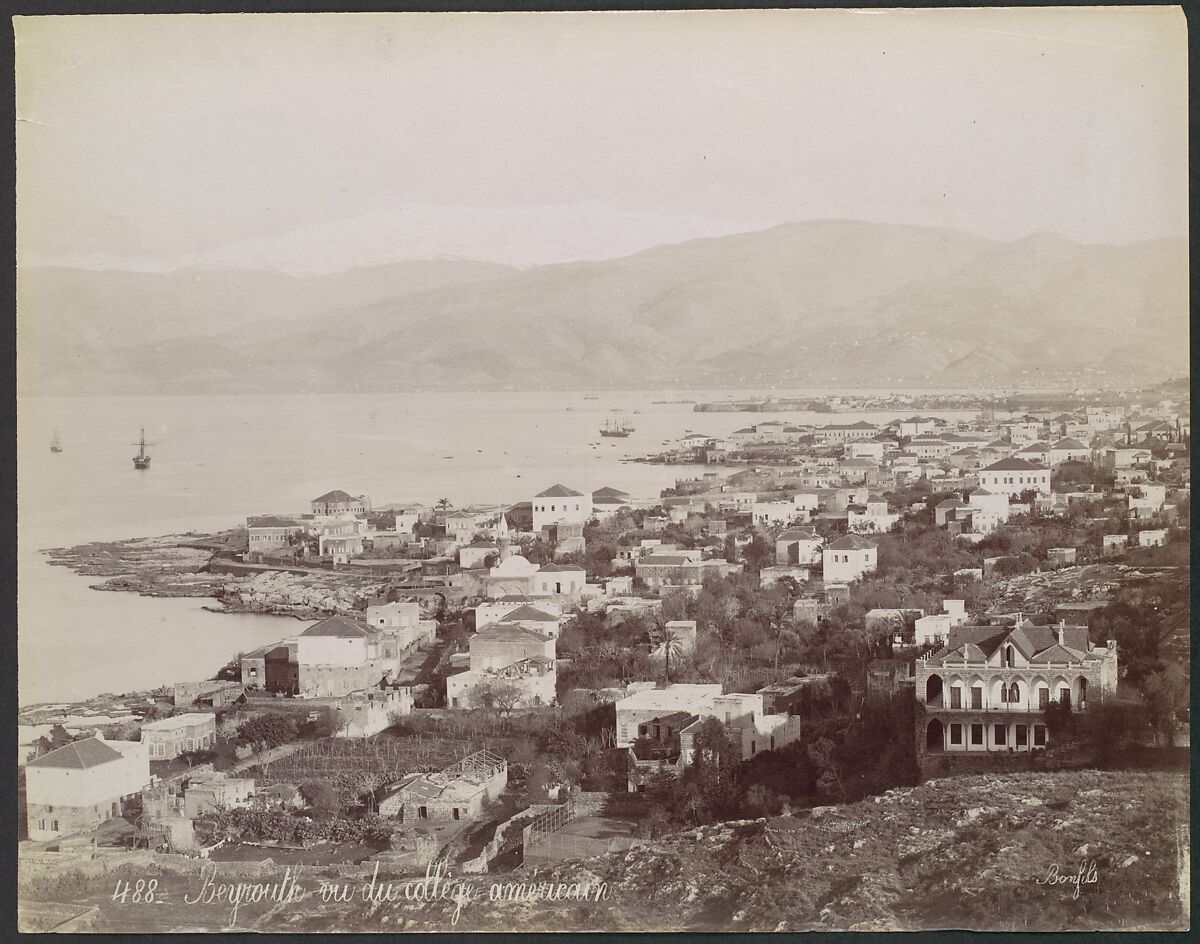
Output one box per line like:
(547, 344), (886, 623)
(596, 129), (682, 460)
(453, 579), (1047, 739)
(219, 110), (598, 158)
(50, 430), (62, 453)
(132, 427), (151, 470)
(599, 415), (634, 438)
(583, 393), (600, 400)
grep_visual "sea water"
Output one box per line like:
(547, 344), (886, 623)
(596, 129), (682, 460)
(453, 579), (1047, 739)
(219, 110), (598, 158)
(17, 391), (978, 705)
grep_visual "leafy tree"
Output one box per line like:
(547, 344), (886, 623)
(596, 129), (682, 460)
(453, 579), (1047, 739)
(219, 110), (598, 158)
(741, 535), (773, 573)
(673, 718), (743, 823)
(1077, 699), (1143, 765)
(236, 713), (300, 751)
(1140, 665), (1188, 746)
(807, 736), (847, 801)
(472, 678), (525, 717)
(299, 779), (341, 816)
(306, 707), (343, 739)
(1088, 601), (1165, 688)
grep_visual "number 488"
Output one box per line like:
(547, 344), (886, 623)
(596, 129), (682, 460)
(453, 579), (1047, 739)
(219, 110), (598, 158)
(112, 879), (158, 904)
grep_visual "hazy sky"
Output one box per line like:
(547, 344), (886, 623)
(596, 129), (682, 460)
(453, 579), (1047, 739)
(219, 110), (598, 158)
(15, 8), (1188, 270)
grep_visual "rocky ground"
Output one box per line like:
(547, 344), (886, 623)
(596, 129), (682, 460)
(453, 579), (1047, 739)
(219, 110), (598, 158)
(20, 769), (1187, 932)
(430, 768), (1188, 933)
(45, 533), (390, 619)
(216, 569), (388, 619)
(987, 563), (1185, 614)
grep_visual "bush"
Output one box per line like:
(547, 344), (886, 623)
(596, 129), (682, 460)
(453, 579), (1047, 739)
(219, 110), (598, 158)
(236, 713), (300, 750)
(299, 779), (341, 816)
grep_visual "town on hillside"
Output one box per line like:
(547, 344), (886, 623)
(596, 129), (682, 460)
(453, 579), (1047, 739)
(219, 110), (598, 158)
(19, 389), (1190, 930)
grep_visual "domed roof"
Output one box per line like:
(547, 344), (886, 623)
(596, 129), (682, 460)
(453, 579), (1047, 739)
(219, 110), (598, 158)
(490, 554), (538, 577)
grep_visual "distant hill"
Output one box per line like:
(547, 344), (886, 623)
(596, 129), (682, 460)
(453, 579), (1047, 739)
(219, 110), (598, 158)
(17, 221), (1188, 395)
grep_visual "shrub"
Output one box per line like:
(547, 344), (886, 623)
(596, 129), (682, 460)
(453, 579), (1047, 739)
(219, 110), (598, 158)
(299, 779), (341, 816)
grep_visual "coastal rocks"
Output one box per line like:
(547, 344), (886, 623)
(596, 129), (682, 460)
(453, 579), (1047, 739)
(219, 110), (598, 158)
(45, 530), (392, 619)
(217, 570), (385, 618)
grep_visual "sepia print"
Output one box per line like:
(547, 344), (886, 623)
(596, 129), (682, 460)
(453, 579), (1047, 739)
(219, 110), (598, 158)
(14, 8), (1190, 933)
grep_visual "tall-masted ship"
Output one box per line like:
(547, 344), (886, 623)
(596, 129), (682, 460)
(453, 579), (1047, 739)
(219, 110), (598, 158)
(132, 427), (151, 469)
(599, 415), (635, 438)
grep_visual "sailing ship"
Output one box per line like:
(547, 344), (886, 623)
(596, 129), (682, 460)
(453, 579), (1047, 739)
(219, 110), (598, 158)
(599, 415), (635, 438)
(50, 430), (62, 453)
(132, 427), (152, 470)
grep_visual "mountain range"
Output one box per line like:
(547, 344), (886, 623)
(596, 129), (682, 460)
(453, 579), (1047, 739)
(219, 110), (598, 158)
(17, 220), (1188, 396)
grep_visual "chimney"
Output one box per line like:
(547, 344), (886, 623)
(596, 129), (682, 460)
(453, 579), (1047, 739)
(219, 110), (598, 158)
(1107, 639), (1118, 653)
(1057, 621), (1065, 647)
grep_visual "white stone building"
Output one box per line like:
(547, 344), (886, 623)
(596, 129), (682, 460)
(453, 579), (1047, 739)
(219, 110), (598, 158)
(25, 735), (150, 841)
(532, 484), (591, 532)
(822, 534), (878, 583)
(977, 458), (1051, 496)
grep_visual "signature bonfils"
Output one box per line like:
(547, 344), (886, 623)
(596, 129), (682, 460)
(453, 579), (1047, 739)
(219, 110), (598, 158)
(1035, 860), (1100, 899)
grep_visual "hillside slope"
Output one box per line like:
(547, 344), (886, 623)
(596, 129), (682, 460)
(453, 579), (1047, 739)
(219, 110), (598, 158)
(17, 221), (1188, 395)
(467, 769), (1187, 932)
(17, 770), (1188, 932)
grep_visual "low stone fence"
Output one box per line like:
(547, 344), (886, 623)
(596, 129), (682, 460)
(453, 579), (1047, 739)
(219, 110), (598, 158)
(461, 806), (546, 875)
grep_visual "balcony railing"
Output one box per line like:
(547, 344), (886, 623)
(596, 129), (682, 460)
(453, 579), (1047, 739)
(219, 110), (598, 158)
(926, 700), (1082, 713)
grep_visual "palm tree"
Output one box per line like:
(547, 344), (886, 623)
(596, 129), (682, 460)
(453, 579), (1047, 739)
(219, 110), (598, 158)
(660, 628), (685, 683)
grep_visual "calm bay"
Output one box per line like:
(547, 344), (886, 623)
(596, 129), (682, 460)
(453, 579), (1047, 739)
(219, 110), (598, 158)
(18, 390), (978, 705)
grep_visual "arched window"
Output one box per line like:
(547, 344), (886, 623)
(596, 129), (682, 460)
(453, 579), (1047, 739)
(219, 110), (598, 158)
(1008, 681), (1021, 703)
(1004, 645), (1016, 667)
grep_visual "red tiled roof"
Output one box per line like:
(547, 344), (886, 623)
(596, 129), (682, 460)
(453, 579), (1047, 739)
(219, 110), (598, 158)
(536, 484), (584, 498)
(312, 490), (357, 503)
(497, 605), (559, 622)
(248, 516), (303, 529)
(825, 534), (877, 551)
(982, 457), (1044, 472)
(28, 737), (124, 769)
(301, 615), (376, 638)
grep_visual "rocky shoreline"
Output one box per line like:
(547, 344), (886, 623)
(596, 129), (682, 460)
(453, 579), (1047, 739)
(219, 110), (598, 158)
(44, 532), (392, 620)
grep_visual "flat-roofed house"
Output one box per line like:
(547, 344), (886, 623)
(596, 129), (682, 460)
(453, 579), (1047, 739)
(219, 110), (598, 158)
(246, 516), (305, 556)
(140, 713), (217, 761)
(614, 683), (723, 748)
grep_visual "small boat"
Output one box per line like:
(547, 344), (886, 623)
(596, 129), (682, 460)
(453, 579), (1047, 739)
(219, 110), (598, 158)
(132, 427), (151, 470)
(583, 393), (599, 400)
(50, 430), (62, 453)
